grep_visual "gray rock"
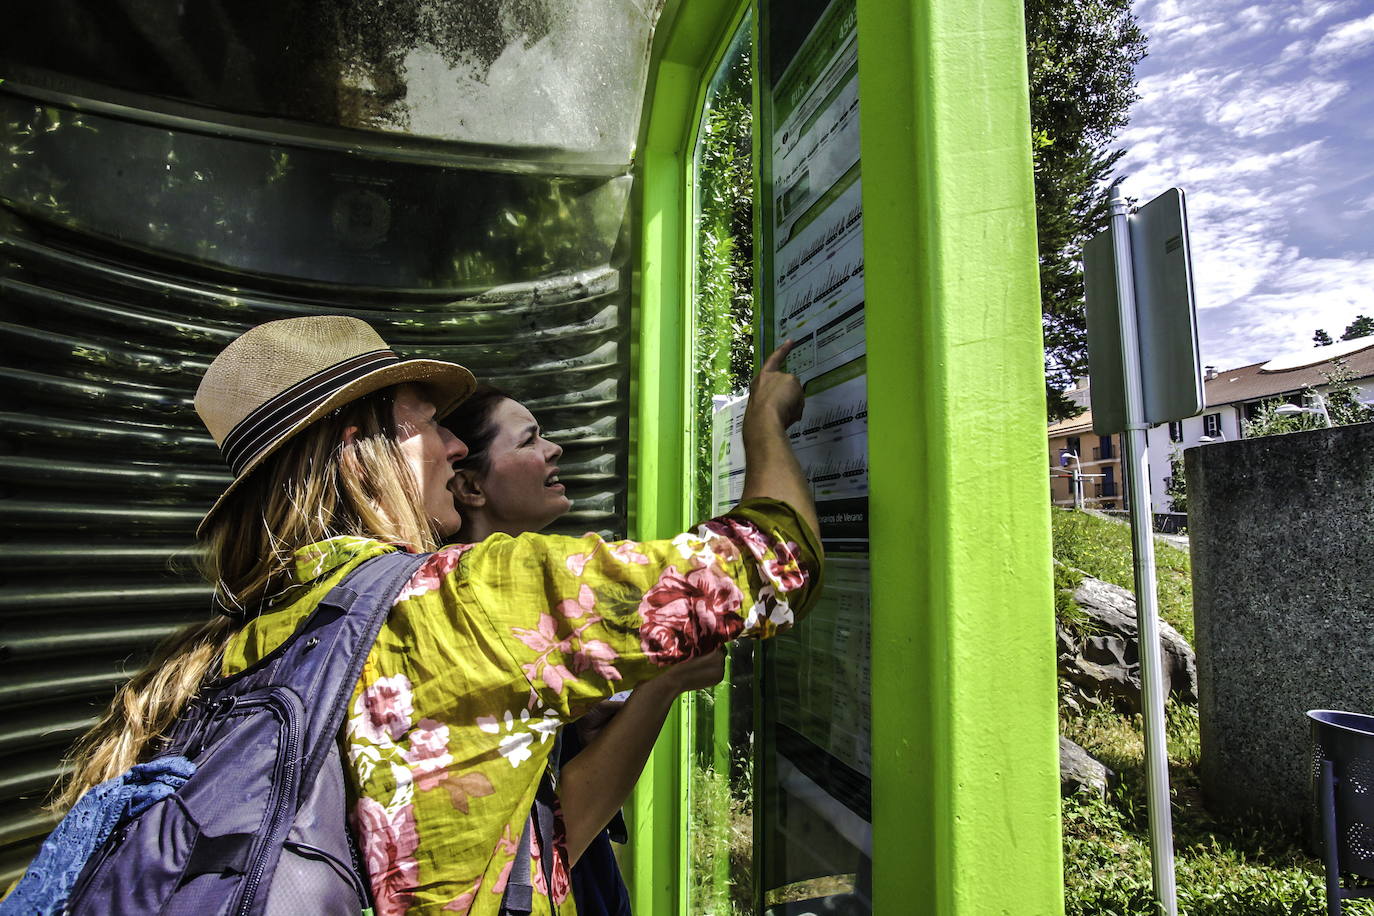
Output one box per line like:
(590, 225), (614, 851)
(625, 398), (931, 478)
(1060, 736), (1113, 798)
(1057, 566), (1199, 714)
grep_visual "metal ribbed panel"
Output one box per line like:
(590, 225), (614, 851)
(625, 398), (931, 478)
(0, 88), (633, 885)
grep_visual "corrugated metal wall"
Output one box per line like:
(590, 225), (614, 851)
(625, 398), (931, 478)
(0, 86), (634, 885)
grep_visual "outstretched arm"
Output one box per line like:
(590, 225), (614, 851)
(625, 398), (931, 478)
(740, 341), (820, 541)
(558, 649), (727, 864)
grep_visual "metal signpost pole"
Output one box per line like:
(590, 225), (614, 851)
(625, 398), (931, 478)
(1108, 182), (1178, 915)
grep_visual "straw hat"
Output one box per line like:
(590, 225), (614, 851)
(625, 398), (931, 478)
(194, 315), (475, 534)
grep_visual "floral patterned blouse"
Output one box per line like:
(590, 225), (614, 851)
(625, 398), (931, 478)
(221, 498), (820, 916)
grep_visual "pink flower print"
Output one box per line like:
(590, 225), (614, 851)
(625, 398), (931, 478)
(395, 544), (471, 602)
(352, 674), (414, 744)
(403, 718), (453, 791)
(566, 536), (649, 574)
(637, 564), (744, 666)
(549, 797), (572, 903)
(543, 660), (579, 694)
(514, 613), (570, 654)
(703, 518), (770, 562)
(352, 797), (419, 916)
(763, 544), (807, 592)
(694, 523), (743, 563)
(443, 877), (482, 913)
(445, 770), (495, 814)
(556, 584), (597, 619)
(608, 540), (650, 565)
(513, 614), (578, 694)
(525, 800), (572, 904)
(571, 638), (621, 682)
(550, 844), (571, 903)
(491, 823), (521, 894)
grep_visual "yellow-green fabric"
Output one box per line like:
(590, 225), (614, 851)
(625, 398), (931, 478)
(222, 498), (820, 915)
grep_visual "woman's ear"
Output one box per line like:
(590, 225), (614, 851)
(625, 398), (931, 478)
(451, 468), (486, 509)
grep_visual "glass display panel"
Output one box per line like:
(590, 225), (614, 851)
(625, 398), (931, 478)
(757, 0), (872, 910)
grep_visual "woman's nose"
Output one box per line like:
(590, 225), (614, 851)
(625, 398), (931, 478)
(444, 428), (469, 462)
(546, 439), (563, 461)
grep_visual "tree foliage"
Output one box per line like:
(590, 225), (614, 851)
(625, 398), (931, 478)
(1027, 0), (1147, 420)
(1345, 315), (1374, 340)
(692, 37), (755, 521)
(1312, 314), (1374, 346)
(1165, 448), (1187, 513)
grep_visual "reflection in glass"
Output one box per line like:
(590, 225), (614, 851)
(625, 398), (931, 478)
(688, 16), (758, 916)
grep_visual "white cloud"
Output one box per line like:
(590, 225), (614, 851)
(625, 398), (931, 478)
(1313, 11), (1374, 58)
(1205, 257), (1374, 367)
(1135, 67), (1238, 109)
(1215, 79), (1348, 136)
(1284, 0), (1351, 33)
(1234, 5), (1274, 34)
(1112, 0), (1374, 369)
(1125, 140), (1325, 195)
(1140, 0), (1229, 48)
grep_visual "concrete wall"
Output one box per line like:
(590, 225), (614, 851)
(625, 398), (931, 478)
(1187, 422), (1374, 828)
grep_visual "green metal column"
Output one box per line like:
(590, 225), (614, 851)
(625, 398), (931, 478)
(631, 1), (746, 912)
(857, 0), (1064, 913)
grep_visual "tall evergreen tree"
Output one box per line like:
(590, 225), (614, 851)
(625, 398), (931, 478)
(1341, 314), (1374, 341)
(1026, 0), (1147, 420)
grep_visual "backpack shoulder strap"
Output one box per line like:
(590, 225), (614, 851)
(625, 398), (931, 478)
(278, 549), (431, 790)
(500, 727), (564, 915)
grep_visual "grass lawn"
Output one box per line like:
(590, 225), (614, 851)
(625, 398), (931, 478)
(1052, 509), (1367, 915)
(1052, 507), (1195, 643)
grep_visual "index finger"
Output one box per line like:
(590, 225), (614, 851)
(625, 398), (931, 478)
(760, 339), (797, 374)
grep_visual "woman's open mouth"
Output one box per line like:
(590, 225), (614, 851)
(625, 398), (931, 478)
(545, 470), (564, 491)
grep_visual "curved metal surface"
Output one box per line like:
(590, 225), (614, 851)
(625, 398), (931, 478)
(0, 83), (633, 884)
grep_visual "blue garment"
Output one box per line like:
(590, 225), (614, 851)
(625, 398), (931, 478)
(560, 726), (632, 916)
(1, 757), (195, 916)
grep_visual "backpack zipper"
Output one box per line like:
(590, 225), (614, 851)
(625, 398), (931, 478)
(234, 692), (302, 915)
(284, 840), (372, 908)
(62, 822), (131, 913)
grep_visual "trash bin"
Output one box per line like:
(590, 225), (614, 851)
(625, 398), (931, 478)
(1308, 709), (1374, 916)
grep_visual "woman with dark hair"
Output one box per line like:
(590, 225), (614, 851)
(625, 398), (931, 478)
(44, 316), (820, 916)
(441, 386), (728, 915)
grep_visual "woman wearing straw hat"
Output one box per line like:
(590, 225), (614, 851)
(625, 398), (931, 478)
(55, 314), (821, 916)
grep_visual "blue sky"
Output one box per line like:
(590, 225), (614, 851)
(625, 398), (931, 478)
(1116, 0), (1374, 371)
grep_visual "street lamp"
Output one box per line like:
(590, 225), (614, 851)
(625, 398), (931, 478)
(1058, 449), (1084, 510)
(1053, 449), (1104, 510)
(1275, 392), (1331, 427)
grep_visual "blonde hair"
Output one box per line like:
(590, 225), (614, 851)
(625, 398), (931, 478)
(55, 385), (440, 810)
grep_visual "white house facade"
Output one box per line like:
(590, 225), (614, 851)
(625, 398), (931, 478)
(1052, 338), (1374, 513)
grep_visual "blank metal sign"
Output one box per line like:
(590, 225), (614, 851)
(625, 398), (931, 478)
(1085, 187), (1203, 436)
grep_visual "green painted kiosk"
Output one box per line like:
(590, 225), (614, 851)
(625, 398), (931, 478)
(0, 1), (1059, 913)
(633, 1), (1060, 913)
